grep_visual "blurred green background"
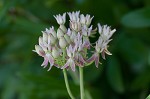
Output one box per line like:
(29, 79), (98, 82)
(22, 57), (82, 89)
(0, 0), (150, 99)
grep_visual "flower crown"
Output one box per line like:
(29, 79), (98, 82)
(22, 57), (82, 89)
(33, 11), (116, 71)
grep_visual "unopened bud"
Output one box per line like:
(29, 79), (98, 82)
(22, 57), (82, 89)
(60, 25), (67, 33)
(70, 31), (77, 42)
(52, 47), (60, 58)
(59, 37), (68, 48)
(57, 28), (64, 39)
(64, 34), (71, 44)
(48, 34), (57, 45)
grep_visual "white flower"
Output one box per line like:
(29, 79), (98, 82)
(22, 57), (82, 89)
(80, 14), (94, 26)
(68, 11), (80, 22)
(59, 37), (68, 48)
(82, 25), (93, 36)
(98, 23), (116, 41)
(54, 13), (66, 25)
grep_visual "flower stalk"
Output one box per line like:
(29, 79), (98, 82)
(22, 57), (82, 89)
(79, 67), (84, 99)
(63, 69), (75, 99)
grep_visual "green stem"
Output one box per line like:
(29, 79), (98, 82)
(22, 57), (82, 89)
(63, 69), (75, 99)
(79, 67), (84, 99)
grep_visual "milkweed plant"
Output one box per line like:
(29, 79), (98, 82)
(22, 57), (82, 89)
(33, 11), (116, 99)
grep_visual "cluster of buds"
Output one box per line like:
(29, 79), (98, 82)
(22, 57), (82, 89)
(33, 11), (116, 71)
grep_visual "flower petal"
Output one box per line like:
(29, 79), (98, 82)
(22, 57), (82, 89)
(70, 59), (76, 71)
(86, 53), (96, 63)
(104, 48), (112, 55)
(47, 65), (53, 71)
(45, 53), (54, 67)
(95, 54), (99, 68)
(101, 51), (106, 60)
(41, 57), (49, 68)
(80, 55), (86, 63)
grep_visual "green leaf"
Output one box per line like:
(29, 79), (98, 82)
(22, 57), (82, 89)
(121, 7), (150, 28)
(106, 56), (124, 93)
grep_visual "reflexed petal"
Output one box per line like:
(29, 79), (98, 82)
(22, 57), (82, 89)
(101, 51), (106, 60)
(78, 60), (84, 67)
(83, 40), (90, 49)
(79, 54), (86, 63)
(54, 63), (60, 68)
(47, 65), (53, 71)
(86, 53), (96, 63)
(95, 54), (99, 68)
(47, 54), (54, 66)
(70, 59), (75, 71)
(41, 57), (49, 68)
(104, 48), (112, 55)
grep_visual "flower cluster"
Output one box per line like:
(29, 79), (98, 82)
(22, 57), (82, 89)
(33, 11), (116, 71)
